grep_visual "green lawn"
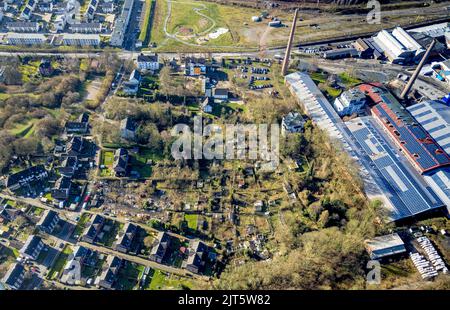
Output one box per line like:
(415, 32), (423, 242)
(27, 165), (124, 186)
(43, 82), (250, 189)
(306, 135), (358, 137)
(9, 119), (37, 138)
(339, 72), (362, 87)
(98, 221), (123, 247)
(324, 86), (342, 98)
(184, 214), (198, 230)
(117, 262), (145, 290)
(310, 72), (328, 85)
(99, 150), (115, 177)
(32, 207), (45, 217)
(147, 270), (193, 290)
(47, 245), (73, 280)
(149, 0), (259, 51)
(72, 213), (91, 238)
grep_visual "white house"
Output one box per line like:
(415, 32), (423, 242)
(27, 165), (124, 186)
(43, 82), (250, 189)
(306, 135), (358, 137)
(281, 112), (305, 136)
(213, 88), (229, 100)
(333, 88), (366, 117)
(136, 54), (160, 71)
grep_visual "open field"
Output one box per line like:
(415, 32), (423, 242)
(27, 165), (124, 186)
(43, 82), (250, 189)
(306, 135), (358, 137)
(147, 0), (450, 52)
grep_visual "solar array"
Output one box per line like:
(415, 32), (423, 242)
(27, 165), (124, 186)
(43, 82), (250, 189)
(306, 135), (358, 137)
(363, 84), (450, 173)
(347, 118), (444, 220)
(407, 100), (450, 155)
(285, 72), (347, 143)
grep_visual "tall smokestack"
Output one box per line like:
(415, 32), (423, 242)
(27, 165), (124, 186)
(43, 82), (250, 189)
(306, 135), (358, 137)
(281, 8), (299, 76)
(400, 39), (436, 100)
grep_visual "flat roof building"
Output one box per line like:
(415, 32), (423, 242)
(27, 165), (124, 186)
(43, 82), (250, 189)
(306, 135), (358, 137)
(362, 84), (450, 173)
(62, 34), (100, 46)
(365, 233), (407, 260)
(407, 100), (450, 155)
(346, 117), (444, 220)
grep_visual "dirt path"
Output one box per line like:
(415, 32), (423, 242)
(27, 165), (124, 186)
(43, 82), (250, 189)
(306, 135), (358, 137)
(258, 26), (271, 57)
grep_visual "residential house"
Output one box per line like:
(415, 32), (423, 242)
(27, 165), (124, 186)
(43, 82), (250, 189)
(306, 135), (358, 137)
(38, 59), (53, 76)
(6, 21), (39, 32)
(59, 156), (78, 178)
(51, 176), (72, 201)
(70, 23), (102, 33)
(183, 240), (211, 274)
(6, 165), (48, 191)
(149, 231), (171, 263)
(61, 245), (90, 285)
(82, 214), (105, 243)
(99, 2), (114, 13)
(113, 148), (129, 177)
(114, 222), (137, 253)
(65, 113), (89, 135)
(201, 97), (213, 113)
(281, 112), (305, 136)
(185, 59), (207, 76)
(98, 255), (122, 289)
(122, 69), (141, 95)
(122, 81), (139, 95)
(36, 210), (60, 234)
(213, 88), (229, 100)
(1, 263), (25, 290)
(129, 69), (142, 85)
(5, 33), (47, 45)
(120, 117), (136, 141)
(65, 121), (89, 135)
(66, 136), (87, 157)
(201, 77), (213, 97)
(0, 203), (20, 223)
(136, 54), (160, 71)
(62, 34), (100, 46)
(20, 235), (44, 260)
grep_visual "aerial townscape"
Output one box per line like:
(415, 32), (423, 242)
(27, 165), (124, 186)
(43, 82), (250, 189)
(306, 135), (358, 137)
(0, 0), (450, 293)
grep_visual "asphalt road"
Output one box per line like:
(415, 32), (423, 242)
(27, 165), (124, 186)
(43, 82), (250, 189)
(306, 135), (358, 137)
(78, 241), (209, 281)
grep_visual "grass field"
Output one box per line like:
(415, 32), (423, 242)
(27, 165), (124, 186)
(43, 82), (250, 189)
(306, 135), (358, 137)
(72, 213), (91, 238)
(147, 0), (450, 52)
(184, 214), (198, 230)
(146, 269), (193, 290)
(149, 0), (260, 51)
